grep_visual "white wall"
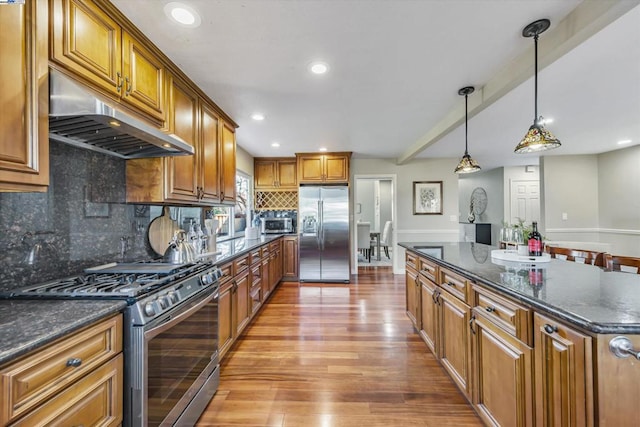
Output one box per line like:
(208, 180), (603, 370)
(356, 180), (375, 224)
(459, 167), (504, 245)
(236, 145), (254, 176)
(352, 157), (460, 271)
(380, 180), (392, 232)
(540, 147), (640, 256)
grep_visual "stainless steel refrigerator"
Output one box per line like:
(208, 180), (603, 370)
(299, 185), (350, 282)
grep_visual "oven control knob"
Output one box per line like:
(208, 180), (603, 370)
(201, 273), (213, 286)
(161, 295), (172, 307)
(168, 291), (179, 303)
(158, 296), (167, 309)
(144, 302), (156, 317)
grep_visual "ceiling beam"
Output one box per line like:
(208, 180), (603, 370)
(396, 0), (638, 165)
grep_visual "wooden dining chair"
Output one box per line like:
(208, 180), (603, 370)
(605, 254), (640, 274)
(548, 246), (606, 267)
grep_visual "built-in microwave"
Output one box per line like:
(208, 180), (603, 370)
(261, 218), (294, 234)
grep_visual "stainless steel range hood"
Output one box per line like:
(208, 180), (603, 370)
(49, 70), (194, 159)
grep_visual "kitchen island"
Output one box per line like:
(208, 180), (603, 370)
(400, 241), (640, 426)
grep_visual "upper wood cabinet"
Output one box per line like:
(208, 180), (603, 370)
(0, 0), (49, 192)
(254, 158), (297, 189)
(296, 152), (351, 184)
(220, 121), (237, 204)
(50, 0), (165, 124)
(126, 75), (234, 206)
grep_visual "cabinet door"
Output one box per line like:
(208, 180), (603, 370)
(324, 154), (349, 182)
(262, 259), (271, 300)
(277, 159), (298, 188)
(473, 313), (534, 427)
(121, 31), (165, 123)
(297, 155), (324, 182)
(282, 237), (298, 279)
(218, 281), (234, 360)
(534, 313), (593, 427)
(50, 0), (122, 97)
(165, 76), (198, 202)
(220, 121), (237, 204)
(200, 102), (221, 202)
(234, 270), (250, 336)
(419, 275), (438, 355)
(405, 266), (419, 329)
(0, 0), (49, 192)
(439, 289), (472, 399)
(255, 160), (276, 189)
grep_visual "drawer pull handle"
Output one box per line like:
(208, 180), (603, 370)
(485, 306), (496, 313)
(469, 315), (476, 335)
(609, 336), (640, 360)
(66, 358), (82, 368)
(544, 324), (558, 334)
(447, 282), (456, 287)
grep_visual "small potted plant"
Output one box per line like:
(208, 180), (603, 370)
(514, 218), (534, 255)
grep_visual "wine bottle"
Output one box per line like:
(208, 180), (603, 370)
(528, 221), (542, 256)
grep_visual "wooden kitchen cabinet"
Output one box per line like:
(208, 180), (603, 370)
(472, 310), (534, 427)
(0, 314), (123, 426)
(50, 0), (166, 124)
(534, 312), (593, 427)
(217, 262), (234, 360)
(233, 255), (251, 337)
(269, 239), (283, 291)
(296, 152), (351, 183)
(126, 79), (230, 206)
(220, 121), (237, 204)
(261, 246), (271, 301)
(419, 273), (438, 354)
(405, 255), (420, 330)
(282, 236), (299, 281)
(438, 288), (472, 399)
(0, 0), (49, 192)
(254, 158), (298, 189)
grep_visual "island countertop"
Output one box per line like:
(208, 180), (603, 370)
(400, 242), (640, 334)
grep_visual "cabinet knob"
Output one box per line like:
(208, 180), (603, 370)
(66, 358), (82, 368)
(485, 306), (496, 313)
(609, 336), (640, 360)
(446, 281), (456, 287)
(543, 324), (558, 334)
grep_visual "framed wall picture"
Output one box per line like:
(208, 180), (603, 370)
(413, 181), (443, 215)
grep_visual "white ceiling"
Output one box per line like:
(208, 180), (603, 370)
(111, 0), (640, 170)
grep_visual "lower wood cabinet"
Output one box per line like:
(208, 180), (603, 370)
(439, 288), (472, 399)
(533, 312), (593, 427)
(234, 265), (251, 337)
(405, 262), (420, 330)
(282, 236), (299, 281)
(217, 263), (234, 360)
(472, 312), (534, 427)
(419, 274), (438, 354)
(0, 314), (123, 426)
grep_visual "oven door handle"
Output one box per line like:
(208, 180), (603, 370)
(145, 289), (218, 340)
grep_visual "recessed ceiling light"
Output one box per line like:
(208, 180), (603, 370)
(164, 2), (201, 27)
(309, 61), (329, 75)
(251, 113), (265, 121)
(319, 147), (328, 152)
(271, 142), (280, 148)
(617, 139), (632, 145)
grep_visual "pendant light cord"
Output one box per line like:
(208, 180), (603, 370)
(534, 33), (539, 124)
(464, 93), (469, 154)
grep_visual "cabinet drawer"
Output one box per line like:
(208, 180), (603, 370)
(439, 267), (469, 303)
(473, 285), (532, 345)
(418, 257), (437, 282)
(250, 286), (262, 315)
(1, 315), (122, 425)
(250, 248), (261, 264)
(218, 262), (233, 284)
(251, 263), (262, 284)
(269, 240), (280, 251)
(10, 354), (123, 427)
(233, 254), (250, 274)
(261, 246), (270, 257)
(406, 252), (418, 271)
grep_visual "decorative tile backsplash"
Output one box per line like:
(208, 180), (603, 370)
(0, 141), (154, 290)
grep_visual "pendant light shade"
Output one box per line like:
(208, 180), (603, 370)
(455, 86), (481, 174)
(515, 18), (561, 154)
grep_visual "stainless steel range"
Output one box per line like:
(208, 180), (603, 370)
(6, 261), (222, 427)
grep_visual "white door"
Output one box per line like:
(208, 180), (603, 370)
(510, 180), (540, 225)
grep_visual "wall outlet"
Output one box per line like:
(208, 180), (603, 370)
(450, 215), (458, 222)
(562, 212), (568, 220)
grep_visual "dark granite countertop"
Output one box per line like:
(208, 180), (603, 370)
(0, 299), (127, 366)
(400, 242), (640, 334)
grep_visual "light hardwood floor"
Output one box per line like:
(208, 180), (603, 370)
(197, 267), (482, 426)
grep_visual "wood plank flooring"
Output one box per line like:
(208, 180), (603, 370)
(197, 267), (482, 426)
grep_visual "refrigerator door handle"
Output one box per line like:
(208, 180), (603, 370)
(317, 201), (322, 249)
(319, 200), (324, 250)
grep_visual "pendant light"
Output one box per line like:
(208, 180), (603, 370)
(454, 86), (481, 174)
(515, 18), (561, 154)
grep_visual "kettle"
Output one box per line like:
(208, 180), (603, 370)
(163, 230), (197, 264)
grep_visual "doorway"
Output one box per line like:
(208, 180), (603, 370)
(353, 175), (397, 274)
(509, 179), (540, 225)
